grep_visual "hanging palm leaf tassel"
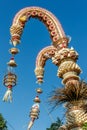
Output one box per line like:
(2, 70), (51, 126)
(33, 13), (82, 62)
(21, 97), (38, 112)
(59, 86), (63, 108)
(3, 72), (17, 103)
(3, 46), (19, 103)
(3, 85), (13, 102)
(27, 88), (42, 130)
(27, 119), (35, 130)
(27, 103), (40, 130)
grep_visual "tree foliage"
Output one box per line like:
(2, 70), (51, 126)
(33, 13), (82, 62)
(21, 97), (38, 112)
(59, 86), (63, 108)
(0, 113), (8, 130)
(46, 117), (63, 130)
(82, 122), (87, 130)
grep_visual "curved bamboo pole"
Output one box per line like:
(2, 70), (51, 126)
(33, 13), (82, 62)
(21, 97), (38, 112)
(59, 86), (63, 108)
(35, 45), (57, 83)
(10, 6), (68, 47)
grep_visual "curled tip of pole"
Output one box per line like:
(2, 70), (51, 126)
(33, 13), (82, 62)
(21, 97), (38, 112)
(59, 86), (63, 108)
(3, 88), (12, 103)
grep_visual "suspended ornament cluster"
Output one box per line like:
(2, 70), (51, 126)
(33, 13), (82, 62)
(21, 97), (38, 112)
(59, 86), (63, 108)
(28, 88), (42, 130)
(3, 47), (19, 102)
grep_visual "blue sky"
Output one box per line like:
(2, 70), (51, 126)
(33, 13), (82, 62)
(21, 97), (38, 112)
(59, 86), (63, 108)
(0, 0), (87, 130)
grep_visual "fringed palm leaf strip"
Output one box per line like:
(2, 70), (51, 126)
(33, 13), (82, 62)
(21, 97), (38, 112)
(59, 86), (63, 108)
(49, 81), (87, 109)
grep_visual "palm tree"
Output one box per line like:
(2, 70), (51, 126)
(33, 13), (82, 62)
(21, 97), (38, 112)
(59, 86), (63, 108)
(46, 117), (63, 130)
(0, 113), (8, 130)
